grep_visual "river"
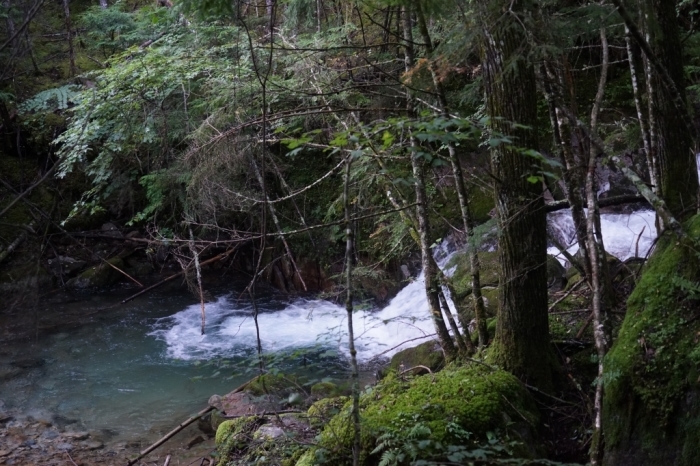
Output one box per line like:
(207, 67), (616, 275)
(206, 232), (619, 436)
(0, 208), (658, 451)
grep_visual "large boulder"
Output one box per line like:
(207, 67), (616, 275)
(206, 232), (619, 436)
(305, 364), (540, 465)
(603, 214), (700, 466)
(386, 340), (444, 374)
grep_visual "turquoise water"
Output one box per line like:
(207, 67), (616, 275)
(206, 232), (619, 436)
(0, 283), (348, 444)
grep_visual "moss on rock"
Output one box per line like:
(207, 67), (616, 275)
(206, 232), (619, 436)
(215, 416), (265, 466)
(312, 364), (539, 465)
(245, 372), (301, 397)
(307, 396), (349, 428)
(387, 340), (444, 373)
(603, 214), (700, 466)
(310, 381), (340, 399)
(65, 257), (124, 289)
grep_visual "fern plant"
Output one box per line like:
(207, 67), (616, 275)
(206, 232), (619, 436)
(19, 85), (83, 113)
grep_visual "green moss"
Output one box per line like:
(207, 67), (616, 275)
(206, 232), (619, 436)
(307, 396), (349, 428)
(245, 372), (301, 397)
(294, 450), (316, 466)
(310, 381), (339, 399)
(65, 257), (124, 289)
(314, 364), (539, 465)
(215, 416), (265, 466)
(603, 214), (700, 465)
(387, 340), (444, 373)
(469, 185), (495, 225)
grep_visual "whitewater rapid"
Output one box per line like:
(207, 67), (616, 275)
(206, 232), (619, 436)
(153, 210), (658, 363)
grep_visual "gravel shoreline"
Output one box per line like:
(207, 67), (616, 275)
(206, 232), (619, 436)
(0, 406), (217, 466)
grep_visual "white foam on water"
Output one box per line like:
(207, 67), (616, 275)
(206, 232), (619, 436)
(547, 210), (657, 264)
(155, 209), (659, 365)
(152, 271), (442, 363)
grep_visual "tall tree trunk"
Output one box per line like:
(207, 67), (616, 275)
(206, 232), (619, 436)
(411, 140), (457, 361)
(625, 26), (654, 188)
(344, 158), (361, 466)
(62, 0), (76, 77)
(588, 25), (610, 466)
(613, 0), (698, 219)
(646, 0), (698, 220)
(400, 5), (456, 360)
(414, 4), (488, 348)
(480, 0), (553, 390)
(541, 60), (592, 283)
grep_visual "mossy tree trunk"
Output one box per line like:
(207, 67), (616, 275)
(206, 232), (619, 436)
(480, 0), (553, 390)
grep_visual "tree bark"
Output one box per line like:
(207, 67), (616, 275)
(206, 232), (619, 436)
(480, 0), (553, 390)
(401, 5), (456, 360)
(587, 25), (610, 466)
(415, 4), (487, 349)
(612, 0), (698, 219)
(343, 158), (361, 466)
(62, 0), (77, 77)
(646, 0), (698, 219)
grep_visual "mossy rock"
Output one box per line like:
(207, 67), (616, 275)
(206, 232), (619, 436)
(603, 214), (700, 466)
(294, 450), (316, 466)
(307, 396), (349, 428)
(65, 257), (124, 289)
(387, 340), (444, 373)
(215, 416), (265, 466)
(449, 251), (500, 300)
(469, 186), (495, 225)
(216, 413), (312, 465)
(245, 372), (302, 398)
(310, 381), (340, 399)
(313, 364), (540, 465)
(0, 262), (53, 293)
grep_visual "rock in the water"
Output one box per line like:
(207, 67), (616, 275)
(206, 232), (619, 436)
(546, 254), (566, 290)
(65, 257), (125, 289)
(0, 367), (23, 382)
(208, 394), (223, 411)
(82, 441), (103, 450)
(46, 256), (86, 277)
(197, 412), (215, 436)
(62, 431), (89, 441)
